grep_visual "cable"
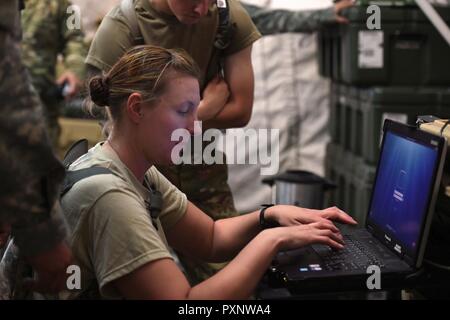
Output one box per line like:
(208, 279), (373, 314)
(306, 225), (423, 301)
(404, 267), (426, 281)
(440, 119), (450, 136)
(424, 259), (450, 271)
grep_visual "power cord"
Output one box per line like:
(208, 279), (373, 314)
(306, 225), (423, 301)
(424, 259), (450, 272)
(440, 119), (450, 136)
(404, 267), (426, 281)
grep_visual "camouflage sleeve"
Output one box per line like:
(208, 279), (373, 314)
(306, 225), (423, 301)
(0, 0), (67, 257)
(59, 0), (87, 80)
(242, 3), (336, 35)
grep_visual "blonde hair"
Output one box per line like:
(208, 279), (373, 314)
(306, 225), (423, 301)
(88, 45), (200, 126)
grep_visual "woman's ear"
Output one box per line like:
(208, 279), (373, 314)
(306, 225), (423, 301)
(126, 92), (145, 123)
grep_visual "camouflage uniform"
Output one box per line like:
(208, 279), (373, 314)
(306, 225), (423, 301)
(21, 0), (87, 146)
(242, 3), (336, 35)
(0, 0), (68, 299)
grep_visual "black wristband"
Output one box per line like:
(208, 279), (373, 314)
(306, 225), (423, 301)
(259, 204), (278, 229)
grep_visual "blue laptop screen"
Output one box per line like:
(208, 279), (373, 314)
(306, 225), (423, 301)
(367, 130), (439, 253)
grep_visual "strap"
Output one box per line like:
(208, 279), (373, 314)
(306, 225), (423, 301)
(144, 176), (163, 220)
(441, 120), (450, 136)
(63, 139), (89, 168)
(120, 0), (144, 45)
(61, 167), (114, 197)
(215, 0), (233, 50)
(205, 0), (234, 79)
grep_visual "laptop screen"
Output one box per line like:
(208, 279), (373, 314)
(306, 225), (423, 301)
(367, 128), (440, 260)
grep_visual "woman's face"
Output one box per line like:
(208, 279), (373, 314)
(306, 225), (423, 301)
(138, 74), (200, 165)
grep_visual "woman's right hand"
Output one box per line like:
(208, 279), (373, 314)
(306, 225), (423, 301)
(270, 220), (346, 252)
(197, 75), (230, 121)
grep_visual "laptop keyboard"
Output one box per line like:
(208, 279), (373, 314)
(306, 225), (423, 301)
(315, 235), (385, 271)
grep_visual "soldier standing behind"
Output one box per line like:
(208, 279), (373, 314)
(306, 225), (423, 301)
(0, 0), (72, 299)
(21, 0), (87, 147)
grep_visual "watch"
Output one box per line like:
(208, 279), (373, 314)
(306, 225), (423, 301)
(259, 204), (279, 229)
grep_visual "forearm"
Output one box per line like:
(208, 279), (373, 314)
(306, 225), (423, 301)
(210, 210), (265, 262)
(196, 98), (225, 122)
(203, 98), (253, 130)
(203, 46), (254, 130)
(188, 229), (281, 299)
(243, 3), (336, 35)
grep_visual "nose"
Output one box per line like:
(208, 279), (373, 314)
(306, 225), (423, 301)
(193, 0), (209, 17)
(187, 114), (201, 137)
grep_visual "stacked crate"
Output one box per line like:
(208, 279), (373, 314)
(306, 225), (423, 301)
(321, 1), (450, 224)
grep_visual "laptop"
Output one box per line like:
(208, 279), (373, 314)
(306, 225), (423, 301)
(271, 120), (448, 293)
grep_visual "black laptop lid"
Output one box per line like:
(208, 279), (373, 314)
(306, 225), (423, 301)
(366, 120), (447, 267)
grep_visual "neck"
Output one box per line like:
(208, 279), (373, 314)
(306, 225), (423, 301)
(149, 0), (173, 15)
(105, 130), (152, 183)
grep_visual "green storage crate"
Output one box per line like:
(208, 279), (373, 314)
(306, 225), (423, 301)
(348, 156), (377, 225)
(318, 5), (450, 85)
(438, 88), (450, 114)
(318, 25), (332, 78)
(326, 143), (377, 224)
(329, 83), (339, 143)
(325, 143), (346, 209)
(330, 83), (351, 145)
(326, 143), (368, 220)
(338, 85), (358, 152)
(331, 86), (450, 164)
(358, 87), (450, 163)
(318, 25), (341, 79)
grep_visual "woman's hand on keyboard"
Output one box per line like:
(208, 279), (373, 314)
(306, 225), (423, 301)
(268, 221), (346, 251)
(266, 205), (357, 228)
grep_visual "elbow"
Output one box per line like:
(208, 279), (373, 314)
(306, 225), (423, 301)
(237, 111), (252, 128)
(232, 103), (253, 128)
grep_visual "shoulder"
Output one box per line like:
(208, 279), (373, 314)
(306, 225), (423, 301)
(86, 4), (134, 71)
(62, 169), (134, 216)
(146, 166), (180, 196)
(64, 148), (136, 206)
(61, 170), (143, 236)
(228, 0), (256, 22)
(226, 0), (261, 55)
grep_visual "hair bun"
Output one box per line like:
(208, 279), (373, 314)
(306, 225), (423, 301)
(89, 76), (110, 107)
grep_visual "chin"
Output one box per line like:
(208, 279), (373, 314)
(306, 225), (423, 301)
(179, 16), (200, 25)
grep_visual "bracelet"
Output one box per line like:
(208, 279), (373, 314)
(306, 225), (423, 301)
(259, 204), (278, 229)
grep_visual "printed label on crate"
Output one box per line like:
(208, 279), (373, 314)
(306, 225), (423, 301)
(358, 31), (384, 69)
(379, 113), (408, 147)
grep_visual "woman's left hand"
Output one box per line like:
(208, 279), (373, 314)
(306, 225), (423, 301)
(267, 205), (357, 227)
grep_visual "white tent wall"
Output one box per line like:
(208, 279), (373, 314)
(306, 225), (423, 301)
(226, 0), (333, 213)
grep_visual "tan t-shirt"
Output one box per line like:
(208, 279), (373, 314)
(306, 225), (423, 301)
(60, 143), (187, 299)
(86, 0), (261, 86)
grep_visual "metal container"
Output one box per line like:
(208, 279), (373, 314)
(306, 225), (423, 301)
(263, 170), (336, 209)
